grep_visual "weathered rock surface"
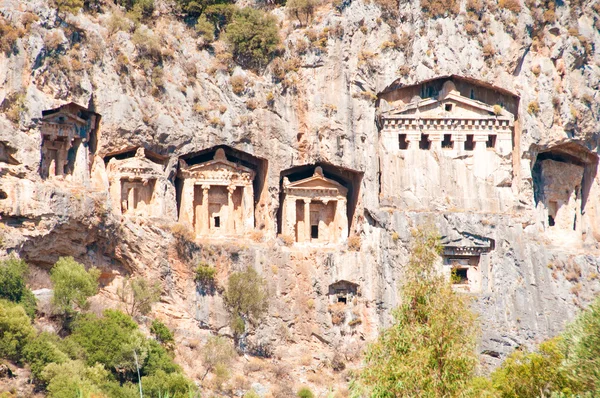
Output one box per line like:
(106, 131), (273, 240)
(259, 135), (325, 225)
(1, 0), (600, 394)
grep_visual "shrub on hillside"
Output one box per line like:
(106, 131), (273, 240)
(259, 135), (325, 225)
(141, 370), (197, 397)
(0, 300), (34, 362)
(50, 257), (99, 315)
(420, 0), (459, 18)
(286, 0), (318, 26)
(297, 387), (314, 398)
(150, 319), (175, 350)
(224, 267), (268, 338)
(0, 257), (36, 318)
(0, 17), (25, 55)
(41, 360), (112, 398)
(22, 332), (69, 380)
(201, 336), (236, 380)
(225, 8), (281, 70)
(195, 263), (217, 294)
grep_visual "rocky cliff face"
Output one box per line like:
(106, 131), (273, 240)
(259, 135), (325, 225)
(1, 0), (600, 394)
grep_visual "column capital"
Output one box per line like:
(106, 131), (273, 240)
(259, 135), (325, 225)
(303, 198), (312, 204)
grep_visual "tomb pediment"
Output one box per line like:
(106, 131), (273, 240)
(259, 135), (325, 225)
(441, 232), (494, 256)
(179, 149), (255, 185)
(284, 167), (348, 196)
(107, 148), (165, 179)
(385, 93), (512, 121)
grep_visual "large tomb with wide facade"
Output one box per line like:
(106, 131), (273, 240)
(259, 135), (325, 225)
(178, 148), (255, 238)
(281, 167), (348, 244)
(39, 102), (100, 182)
(378, 76), (519, 212)
(105, 147), (170, 218)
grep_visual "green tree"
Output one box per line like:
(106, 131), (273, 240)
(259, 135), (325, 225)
(50, 257), (100, 315)
(224, 7), (281, 70)
(54, 0), (84, 16)
(22, 332), (69, 380)
(140, 370), (197, 398)
(490, 337), (574, 398)
(224, 267), (268, 338)
(358, 227), (479, 397)
(0, 299), (35, 362)
(150, 319), (175, 351)
(0, 257), (36, 318)
(117, 276), (161, 317)
(562, 296), (600, 393)
(40, 360), (110, 398)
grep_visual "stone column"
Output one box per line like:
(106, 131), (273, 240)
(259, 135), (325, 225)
(406, 132), (421, 150)
(473, 133), (488, 152)
(303, 198), (311, 242)
(227, 185), (235, 235)
(56, 143), (66, 177)
(283, 195), (296, 239)
(201, 184), (210, 236)
(336, 197), (348, 243)
(430, 133), (443, 150)
(453, 134), (466, 151)
(242, 184), (254, 233)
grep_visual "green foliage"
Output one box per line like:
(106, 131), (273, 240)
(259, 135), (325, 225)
(116, 0), (155, 21)
(0, 16), (25, 55)
(194, 263), (216, 293)
(0, 257), (36, 318)
(70, 309), (142, 374)
(490, 337), (574, 397)
(195, 15), (215, 42)
(117, 277), (161, 317)
(150, 320), (175, 350)
(54, 0), (84, 15)
(22, 332), (69, 380)
(0, 299), (34, 362)
(225, 8), (281, 70)
(141, 370), (197, 398)
(40, 360), (109, 398)
(176, 0), (234, 18)
(297, 386), (314, 398)
(244, 390), (260, 398)
(562, 296), (600, 392)
(286, 0), (318, 26)
(143, 339), (180, 375)
(358, 226), (479, 397)
(201, 335), (236, 380)
(50, 257), (100, 315)
(224, 267), (268, 338)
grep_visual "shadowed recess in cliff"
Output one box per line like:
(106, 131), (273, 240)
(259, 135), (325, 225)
(277, 163), (363, 236)
(175, 145), (268, 230)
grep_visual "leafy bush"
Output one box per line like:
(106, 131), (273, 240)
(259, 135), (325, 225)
(230, 75), (246, 95)
(116, 0), (155, 21)
(70, 309), (143, 375)
(141, 370), (197, 398)
(41, 360), (110, 398)
(150, 319), (175, 350)
(0, 300), (34, 361)
(0, 257), (36, 318)
(195, 15), (215, 42)
(224, 267), (268, 337)
(498, 0), (521, 12)
(297, 387), (314, 398)
(54, 0), (83, 16)
(22, 332), (69, 380)
(143, 339), (180, 375)
(117, 277), (161, 317)
(527, 101), (540, 115)
(225, 8), (281, 70)
(357, 227), (478, 397)
(50, 257), (99, 315)
(420, 0), (459, 18)
(194, 263), (216, 294)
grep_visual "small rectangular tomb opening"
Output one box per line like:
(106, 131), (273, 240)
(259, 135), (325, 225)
(452, 267), (469, 285)
(399, 134), (409, 150)
(465, 134), (475, 151)
(328, 280), (359, 304)
(442, 134), (453, 149)
(419, 134), (431, 150)
(486, 135), (497, 149)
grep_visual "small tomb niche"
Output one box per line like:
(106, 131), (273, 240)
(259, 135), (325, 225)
(177, 147), (262, 238)
(106, 147), (168, 217)
(39, 103), (100, 179)
(532, 144), (598, 232)
(442, 243), (492, 293)
(328, 280), (359, 304)
(280, 165), (356, 244)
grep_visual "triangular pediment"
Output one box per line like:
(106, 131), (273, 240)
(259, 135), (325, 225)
(286, 174), (347, 195)
(185, 159), (254, 176)
(42, 111), (86, 125)
(113, 156), (164, 176)
(384, 92), (514, 120)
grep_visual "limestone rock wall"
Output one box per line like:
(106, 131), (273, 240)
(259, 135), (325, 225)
(0, 0), (600, 389)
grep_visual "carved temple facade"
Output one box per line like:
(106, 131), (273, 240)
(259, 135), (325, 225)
(378, 76), (519, 212)
(281, 167), (349, 244)
(441, 234), (494, 293)
(106, 148), (170, 218)
(178, 149), (255, 238)
(40, 102), (100, 183)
